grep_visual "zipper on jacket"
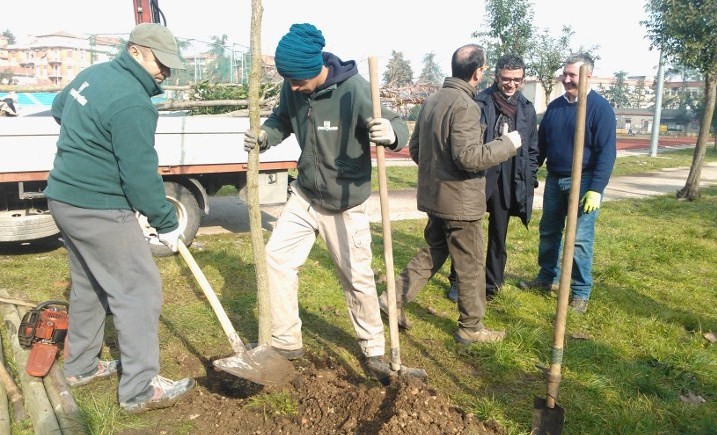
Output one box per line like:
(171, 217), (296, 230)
(305, 98), (323, 204)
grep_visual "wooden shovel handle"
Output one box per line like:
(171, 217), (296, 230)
(546, 63), (589, 408)
(368, 57), (402, 371)
(177, 240), (247, 356)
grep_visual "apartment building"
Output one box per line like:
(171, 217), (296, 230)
(523, 74), (705, 134)
(1, 32), (121, 86)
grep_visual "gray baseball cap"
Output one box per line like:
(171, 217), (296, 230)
(129, 23), (185, 70)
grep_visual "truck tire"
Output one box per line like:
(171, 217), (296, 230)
(136, 182), (202, 257)
(0, 209), (59, 243)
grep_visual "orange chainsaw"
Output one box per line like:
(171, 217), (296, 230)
(18, 301), (69, 377)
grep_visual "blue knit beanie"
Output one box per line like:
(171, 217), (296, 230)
(275, 23), (326, 80)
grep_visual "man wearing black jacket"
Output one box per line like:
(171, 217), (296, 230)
(448, 54), (539, 302)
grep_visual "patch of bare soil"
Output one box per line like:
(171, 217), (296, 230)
(121, 353), (504, 434)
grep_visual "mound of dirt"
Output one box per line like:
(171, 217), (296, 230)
(122, 354), (504, 434)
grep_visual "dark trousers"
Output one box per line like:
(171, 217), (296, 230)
(395, 215), (486, 331)
(485, 183), (510, 293)
(449, 183), (510, 296)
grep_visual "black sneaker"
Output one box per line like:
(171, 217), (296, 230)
(66, 360), (121, 387)
(362, 355), (392, 385)
(519, 279), (558, 293)
(246, 343), (304, 360)
(447, 283), (458, 303)
(120, 376), (195, 415)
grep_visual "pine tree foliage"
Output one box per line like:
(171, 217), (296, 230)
(606, 71), (632, 109)
(417, 52), (444, 86)
(383, 50), (414, 87)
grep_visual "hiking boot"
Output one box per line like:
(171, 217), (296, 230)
(519, 279), (558, 293)
(246, 343), (304, 360)
(454, 327), (506, 345)
(120, 375), (195, 415)
(66, 359), (121, 387)
(569, 298), (589, 314)
(362, 355), (392, 385)
(486, 286), (500, 301)
(378, 292), (412, 330)
(447, 283), (458, 303)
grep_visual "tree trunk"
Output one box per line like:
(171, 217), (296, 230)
(247, 0), (271, 345)
(677, 73), (717, 200)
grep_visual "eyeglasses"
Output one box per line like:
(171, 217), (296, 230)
(478, 65), (490, 72)
(499, 76), (524, 84)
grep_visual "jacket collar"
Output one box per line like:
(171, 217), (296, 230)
(442, 77), (476, 97)
(116, 50), (164, 98)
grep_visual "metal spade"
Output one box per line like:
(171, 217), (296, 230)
(177, 240), (295, 386)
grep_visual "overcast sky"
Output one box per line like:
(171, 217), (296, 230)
(5, 0), (661, 79)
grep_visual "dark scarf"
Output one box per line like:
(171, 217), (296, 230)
(491, 84), (518, 138)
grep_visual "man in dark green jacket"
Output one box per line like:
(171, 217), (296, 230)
(46, 23), (194, 414)
(244, 23), (408, 382)
(382, 44), (521, 344)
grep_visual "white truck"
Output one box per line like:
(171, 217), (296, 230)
(0, 114), (300, 255)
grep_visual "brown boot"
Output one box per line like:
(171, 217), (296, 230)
(454, 327), (506, 344)
(378, 291), (413, 330)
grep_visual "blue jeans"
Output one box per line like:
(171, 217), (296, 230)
(536, 174), (600, 300)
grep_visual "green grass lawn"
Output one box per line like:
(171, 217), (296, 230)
(1, 148), (716, 434)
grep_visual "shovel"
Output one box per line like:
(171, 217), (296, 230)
(531, 63), (590, 435)
(368, 56), (427, 380)
(177, 240), (295, 386)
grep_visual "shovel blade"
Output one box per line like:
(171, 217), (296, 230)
(532, 396), (565, 435)
(398, 365), (428, 380)
(213, 345), (296, 386)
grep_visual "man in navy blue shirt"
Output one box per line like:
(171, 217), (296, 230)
(520, 53), (616, 314)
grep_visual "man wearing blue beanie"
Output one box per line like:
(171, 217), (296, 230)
(244, 22), (409, 383)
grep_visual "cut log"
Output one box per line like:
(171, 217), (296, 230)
(0, 297), (61, 434)
(0, 321), (13, 432)
(0, 362), (27, 422)
(44, 364), (85, 434)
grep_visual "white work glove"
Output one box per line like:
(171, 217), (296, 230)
(243, 129), (268, 153)
(157, 227), (183, 253)
(502, 123), (522, 149)
(367, 117), (396, 146)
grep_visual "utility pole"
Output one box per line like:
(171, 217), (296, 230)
(89, 35), (96, 65)
(649, 49), (665, 157)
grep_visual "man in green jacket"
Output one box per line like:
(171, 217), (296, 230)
(381, 44), (521, 344)
(46, 23), (194, 414)
(243, 23), (408, 382)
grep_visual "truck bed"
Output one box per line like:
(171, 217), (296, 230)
(0, 115), (301, 180)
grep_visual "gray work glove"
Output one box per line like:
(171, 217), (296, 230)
(243, 129), (268, 153)
(158, 227), (183, 253)
(501, 123), (522, 149)
(367, 117), (396, 146)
